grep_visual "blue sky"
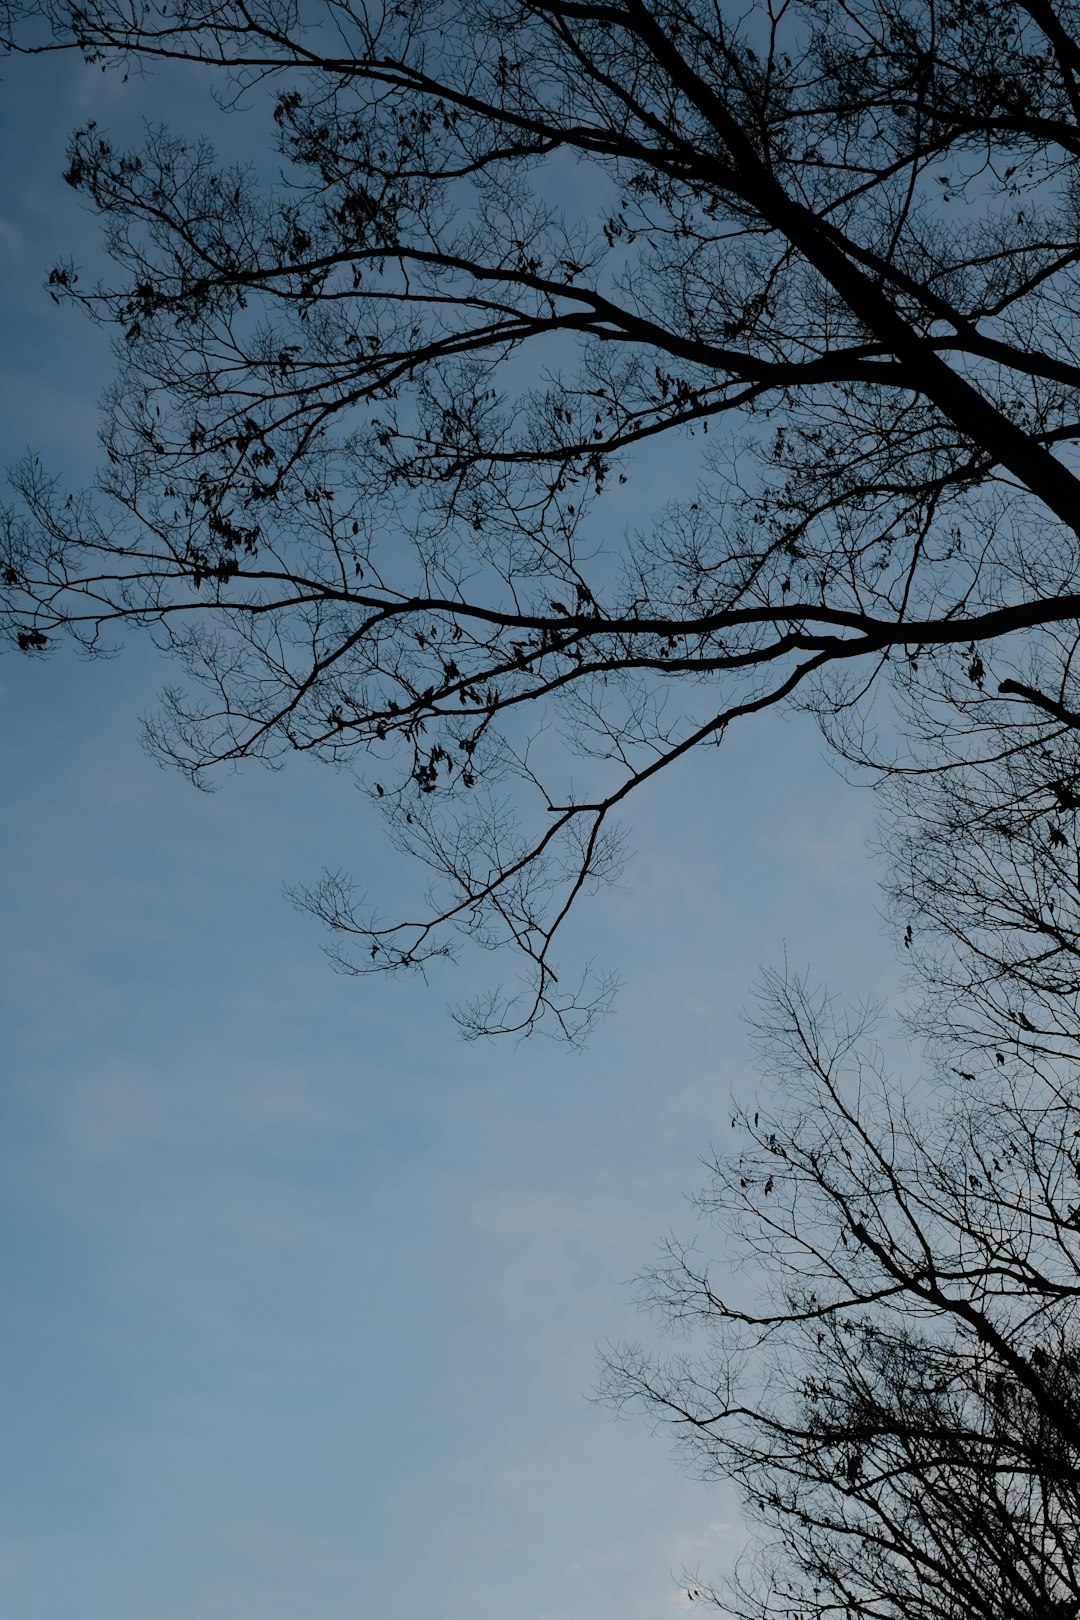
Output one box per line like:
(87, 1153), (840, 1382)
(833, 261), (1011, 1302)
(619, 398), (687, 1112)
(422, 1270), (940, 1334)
(1, 45), (900, 1620)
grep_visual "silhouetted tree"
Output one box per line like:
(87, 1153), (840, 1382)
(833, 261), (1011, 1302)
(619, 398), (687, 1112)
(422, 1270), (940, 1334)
(8, 0), (1080, 1030)
(598, 605), (1080, 1615)
(601, 967), (1080, 1620)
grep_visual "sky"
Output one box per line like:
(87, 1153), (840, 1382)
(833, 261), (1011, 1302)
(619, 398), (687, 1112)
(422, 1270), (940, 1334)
(0, 42), (901, 1620)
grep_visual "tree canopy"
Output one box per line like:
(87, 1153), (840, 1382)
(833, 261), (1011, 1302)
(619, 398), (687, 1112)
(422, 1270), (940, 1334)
(603, 965), (1080, 1620)
(601, 696), (1080, 1617)
(8, 4), (1080, 1612)
(7, 0), (1080, 1031)
(595, 493), (1080, 1615)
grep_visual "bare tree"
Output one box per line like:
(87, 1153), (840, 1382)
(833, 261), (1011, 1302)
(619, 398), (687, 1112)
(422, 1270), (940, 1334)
(8, 0), (1080, 1030)
(600, 968), (1080, 1620)
(597, 599), (1080, 1616)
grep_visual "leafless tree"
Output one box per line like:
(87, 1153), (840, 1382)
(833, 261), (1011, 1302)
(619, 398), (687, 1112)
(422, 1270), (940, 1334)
(600, 968), (1080, 1620)
(7, 0), (1080, 1031)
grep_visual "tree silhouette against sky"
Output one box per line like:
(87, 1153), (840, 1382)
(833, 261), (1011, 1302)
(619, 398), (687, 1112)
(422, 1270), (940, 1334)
(6, 0), (1080, 1034)
(8, 6), (1080, 1615)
